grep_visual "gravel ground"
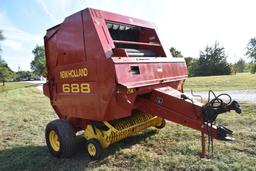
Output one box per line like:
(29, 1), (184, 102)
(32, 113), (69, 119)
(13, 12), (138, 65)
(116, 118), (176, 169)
(26, 81), (256, 102)
(25, 80), (45, 91)
(185, 89), (256, 103)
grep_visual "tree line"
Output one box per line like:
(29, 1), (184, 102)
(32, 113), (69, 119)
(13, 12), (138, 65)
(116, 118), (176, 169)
(0, 30), (14, 86)
(0, 29), (45, 85)
(170, 40), (256, 76)
(0, 29), (256, 86)
(0, 49), (45, 85)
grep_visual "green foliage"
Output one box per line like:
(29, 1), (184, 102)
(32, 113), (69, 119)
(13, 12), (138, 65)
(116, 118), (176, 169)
(184, 57), (198, 77)
(250, 63), (256, 74)
(0, 59), (15, 86)
(15, 71), (37, 81)
(0, 31), (15, 85)
(0, 30), (5, 56)
(193, 42), (231, 76)
(30, 45), (46, 76)
(246, 38), (256, 74)
(0, 30), (4, 40)
(184, 42), (231, 77)
(246, 37), (256, 62)
(232, 59), (245, 73)
(170, 47), (183, 57)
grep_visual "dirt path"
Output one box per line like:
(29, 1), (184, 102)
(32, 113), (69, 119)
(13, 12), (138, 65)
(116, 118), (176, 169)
(185, 89), (256, 103)
(26, 81), (255, 103)
(26, 80), (45, 91)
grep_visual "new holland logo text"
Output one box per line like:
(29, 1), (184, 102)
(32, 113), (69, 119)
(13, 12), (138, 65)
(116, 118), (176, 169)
(60, 68), (88, 79)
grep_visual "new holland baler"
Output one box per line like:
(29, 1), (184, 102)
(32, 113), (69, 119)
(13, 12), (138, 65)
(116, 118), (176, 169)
(43, 8), (241, 160)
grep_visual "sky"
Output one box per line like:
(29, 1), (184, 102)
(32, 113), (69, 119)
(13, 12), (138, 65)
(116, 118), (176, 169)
(0, 0), (256, 71)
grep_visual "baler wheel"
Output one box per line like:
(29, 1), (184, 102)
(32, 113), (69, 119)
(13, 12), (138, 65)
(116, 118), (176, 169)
(45, 119), (77, 158)
(86, 139), (103, 160)
(155, 118), (166, 129)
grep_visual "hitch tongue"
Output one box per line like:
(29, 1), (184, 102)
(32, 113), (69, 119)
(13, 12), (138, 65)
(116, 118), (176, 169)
(227, 101), (241, 114)
(202, 90), (242, 123)
(217, 125), (234, 141)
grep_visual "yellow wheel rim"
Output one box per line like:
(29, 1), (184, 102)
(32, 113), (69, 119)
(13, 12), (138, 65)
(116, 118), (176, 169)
(156, 118), (164, 126)
(49, 130), (60, 152)
(87, 143), (96, 156)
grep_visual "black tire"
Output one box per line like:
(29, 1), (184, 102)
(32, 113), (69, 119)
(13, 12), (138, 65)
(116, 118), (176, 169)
(45, 119), (77, 158)
(86, 139), (103, 160)
(155, 118), (166, 129)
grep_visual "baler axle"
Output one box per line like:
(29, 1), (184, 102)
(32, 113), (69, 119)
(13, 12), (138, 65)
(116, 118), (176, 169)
(83, 112), (164, 159)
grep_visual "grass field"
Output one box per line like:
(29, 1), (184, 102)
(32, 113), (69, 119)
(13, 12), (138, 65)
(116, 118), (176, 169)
(184, 73), (256, 92)
(0, 74), (255, 171)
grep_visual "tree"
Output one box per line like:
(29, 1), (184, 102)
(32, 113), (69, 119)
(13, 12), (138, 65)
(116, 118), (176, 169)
(0, 31), (15, 85)
(170, 47), (183, 57)
(0, 59), (15, 86)
(30, 45), (46, 75)
(0, 30), (4, 47)
(246, 38), (256, 74)
(184, 57), (199, 77)
(233, 59), (245, 73)
(0, 30), (5, 59)
(194, 42), (231, 76)
(250, 64), (256, 74)
(16, 71), (36, 81)
(246, 38), (256, 62)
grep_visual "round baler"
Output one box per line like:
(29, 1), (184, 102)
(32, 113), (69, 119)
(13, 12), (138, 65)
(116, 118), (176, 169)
(43, 8), (241, 159)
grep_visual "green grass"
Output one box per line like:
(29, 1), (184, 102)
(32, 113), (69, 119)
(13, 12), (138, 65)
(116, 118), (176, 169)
(0, 82), (35, 92)
(0, 82), (256, 170)
(184, 73), (256, 92)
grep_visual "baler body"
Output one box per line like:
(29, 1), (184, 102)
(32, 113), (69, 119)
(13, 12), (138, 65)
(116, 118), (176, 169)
(44, 8), (187, 123)
(43, 8), (240, 159)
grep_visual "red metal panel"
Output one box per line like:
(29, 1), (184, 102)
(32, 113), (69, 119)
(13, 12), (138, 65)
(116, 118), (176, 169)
(113, 40), (161, 47)
(111, 57), (186, 63)
(100, 9), (156, 29)
(87, 9), (114, 58)
(56, 12), (86, 65)
(114, 62), (187, 88)
(54, 62), (96, 83)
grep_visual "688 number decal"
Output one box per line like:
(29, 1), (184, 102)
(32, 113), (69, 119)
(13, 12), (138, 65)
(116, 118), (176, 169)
(62, 83), (91, 93)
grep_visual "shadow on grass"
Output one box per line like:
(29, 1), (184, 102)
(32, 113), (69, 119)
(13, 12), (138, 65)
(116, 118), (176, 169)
(0, 129), (158, 171)
(24, 83), (44, 88)
(0, 83), (39, 93)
